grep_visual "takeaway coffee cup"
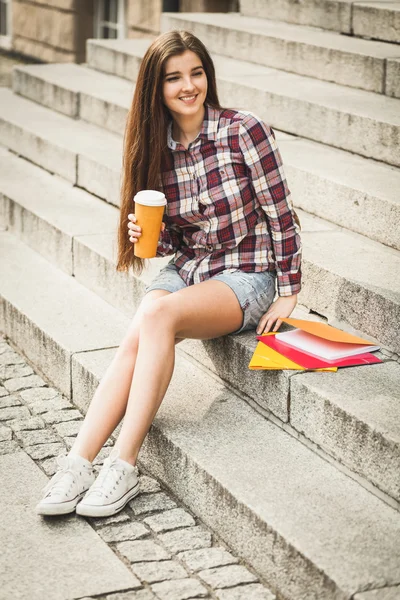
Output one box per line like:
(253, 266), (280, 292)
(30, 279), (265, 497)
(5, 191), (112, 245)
(133, 190), (167, 258)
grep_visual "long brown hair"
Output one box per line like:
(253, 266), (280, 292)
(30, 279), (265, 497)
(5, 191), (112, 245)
(116, 30), (224, 275)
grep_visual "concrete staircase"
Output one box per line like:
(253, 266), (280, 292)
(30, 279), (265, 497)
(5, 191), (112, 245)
(1, 2), (400, 598)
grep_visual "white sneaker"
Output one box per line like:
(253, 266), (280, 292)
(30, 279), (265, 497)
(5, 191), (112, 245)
(36, 453), (95, 516)
(76, 447), (140, 518)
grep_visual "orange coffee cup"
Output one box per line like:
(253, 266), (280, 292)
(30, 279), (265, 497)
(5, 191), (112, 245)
(133, 190), (167, 258)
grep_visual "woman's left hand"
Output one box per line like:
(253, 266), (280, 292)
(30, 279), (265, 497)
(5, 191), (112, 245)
(256, 295), (298, 334)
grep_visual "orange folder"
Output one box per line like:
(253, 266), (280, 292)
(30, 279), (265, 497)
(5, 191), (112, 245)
(279, 318), (375, 346)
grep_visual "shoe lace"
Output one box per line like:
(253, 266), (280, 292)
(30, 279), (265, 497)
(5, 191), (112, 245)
(42, 454), (80, 497)
(85, 449), (132, 499)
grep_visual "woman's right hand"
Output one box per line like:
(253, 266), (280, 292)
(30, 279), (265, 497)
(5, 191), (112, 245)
(127, 214), (165, 244)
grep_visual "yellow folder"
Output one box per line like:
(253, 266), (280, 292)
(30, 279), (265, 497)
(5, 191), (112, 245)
(248, 338), (337, 371)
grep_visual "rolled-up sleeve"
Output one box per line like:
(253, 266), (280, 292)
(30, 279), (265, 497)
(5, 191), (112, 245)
(238, 114), (302, 297)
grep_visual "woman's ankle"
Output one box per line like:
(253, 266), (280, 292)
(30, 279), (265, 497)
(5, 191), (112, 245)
(114, 446), (137, 467)
(68, 448), (93, 464)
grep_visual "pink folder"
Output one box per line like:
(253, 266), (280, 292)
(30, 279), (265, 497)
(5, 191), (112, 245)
(257, 333), (382, 369)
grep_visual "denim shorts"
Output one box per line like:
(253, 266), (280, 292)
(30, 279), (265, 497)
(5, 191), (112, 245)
(144, 260), (277, 335)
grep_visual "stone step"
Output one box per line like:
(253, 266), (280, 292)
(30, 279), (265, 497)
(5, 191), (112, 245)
(12, 62), (133, 133)
(1, 147), (400, 508)
(386, 58), (400, 98)
(11, 63), (400, 251)
(353, 2), (400, 44)
(0, 147), (119, 276)
(1, 85), (399, 350)
(0, 232), (129, 398)
(1, 230), (400, 600)
(86, 39), (400, 168)
(278, 137), (400, 251)
(0, 451), (140, 599)
(0, 87), (122, 202)
(161, 12), (400, 94)
(240, 0), (400, 42)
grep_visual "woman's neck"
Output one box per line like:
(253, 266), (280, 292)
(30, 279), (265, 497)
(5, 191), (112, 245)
(171, 104), (205, 147)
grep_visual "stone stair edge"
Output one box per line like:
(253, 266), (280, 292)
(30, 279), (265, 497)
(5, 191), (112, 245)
(71, 339), (400, 600)
(0, 87), (123, 193)
(1, 139), (399, 344)
(1, 156), (400, 509)
(84, 37), (400, 114)
(8, 57), (400, 235)
(1, 232), (400, 600)
(84, 37), (400, 168)
(1, 89), (400, 353)
(9, 59), (400, 173)
(9, 57), (400, 154)
(161, 11), (399, 95)
(239, 0), (400, 43)
(1, 143), (391, 352)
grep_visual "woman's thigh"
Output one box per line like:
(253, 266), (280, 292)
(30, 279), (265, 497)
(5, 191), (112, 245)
(141, 279), (244, 340)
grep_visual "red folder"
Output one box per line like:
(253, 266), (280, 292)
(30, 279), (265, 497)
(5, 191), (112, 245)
(257, 333), (382, 369)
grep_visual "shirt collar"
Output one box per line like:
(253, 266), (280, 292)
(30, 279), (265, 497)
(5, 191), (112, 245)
(167, 103), (220, 151)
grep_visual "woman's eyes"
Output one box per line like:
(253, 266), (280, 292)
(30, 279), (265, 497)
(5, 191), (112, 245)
(166, 72), (203, 82)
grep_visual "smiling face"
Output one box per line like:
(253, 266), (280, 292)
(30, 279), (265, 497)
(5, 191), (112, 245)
(162, 50), (208, 119)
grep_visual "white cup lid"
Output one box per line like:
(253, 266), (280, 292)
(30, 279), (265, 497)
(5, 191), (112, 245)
(134, 190), (166, 207)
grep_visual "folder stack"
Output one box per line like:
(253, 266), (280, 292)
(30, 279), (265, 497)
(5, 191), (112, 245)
(249, 318), (383, 371)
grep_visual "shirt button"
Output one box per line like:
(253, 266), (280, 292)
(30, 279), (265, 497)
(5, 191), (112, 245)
(192, 173), (196, 180)
(206, 244), (213, 252)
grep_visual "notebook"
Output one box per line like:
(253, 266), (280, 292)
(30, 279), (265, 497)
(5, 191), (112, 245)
(275, 328), (380, 361)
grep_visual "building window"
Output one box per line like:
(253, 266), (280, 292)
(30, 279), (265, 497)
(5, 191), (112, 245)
(0, 0), (11, 49)
(95, 0), (126, 39)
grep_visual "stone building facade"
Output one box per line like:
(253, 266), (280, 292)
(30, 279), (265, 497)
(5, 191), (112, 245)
(0, 0), (238, 63)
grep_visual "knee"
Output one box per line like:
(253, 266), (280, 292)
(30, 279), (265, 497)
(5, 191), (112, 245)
(141, 298), (175, 331)
(119, 322), (141, 355)
(119, 299), (168, 352)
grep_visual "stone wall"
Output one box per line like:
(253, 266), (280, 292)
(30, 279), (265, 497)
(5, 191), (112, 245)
(127, 0), (163, 38)
(12, 0), (94, 63)
(9, 0), (238, 62)
(127, 0), (239, 38)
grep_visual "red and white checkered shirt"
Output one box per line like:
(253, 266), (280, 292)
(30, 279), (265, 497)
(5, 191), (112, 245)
(156, 103), (302, 297)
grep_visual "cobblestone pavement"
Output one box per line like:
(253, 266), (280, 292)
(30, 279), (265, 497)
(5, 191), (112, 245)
(0, 332), (276, 600)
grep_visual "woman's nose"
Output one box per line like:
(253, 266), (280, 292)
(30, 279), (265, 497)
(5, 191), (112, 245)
(181, 78), (195, 91)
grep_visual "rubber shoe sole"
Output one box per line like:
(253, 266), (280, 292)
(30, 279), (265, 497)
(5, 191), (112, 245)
(76, 482), (140, 518)
(36, 490), (88, 516)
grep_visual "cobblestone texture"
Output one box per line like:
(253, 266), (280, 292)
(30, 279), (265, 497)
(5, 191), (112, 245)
(177, 548), (239, 572)
(143, 508), (196, 533)
(0, 333), (275, 600)
(151, 578), (209, 599)
(98, 522), (150, 543)
(0, 424), (12, 441)
(198, 565), (258, 588)
(130, 492), (177, 516)
(8, 415), (46, 431)
(158, 527), (213, 553)
(117, 540), (171, 563)
(216, 584), (276, 600)
(0, 393), (22, 406)
(131, 560), (188, 583)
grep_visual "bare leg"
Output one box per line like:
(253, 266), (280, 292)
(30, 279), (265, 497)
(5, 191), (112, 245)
(115, 279), (243, 465)
(70, 289), (184, 463)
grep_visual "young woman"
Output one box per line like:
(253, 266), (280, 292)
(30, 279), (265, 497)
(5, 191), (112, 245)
(36, 30), (301, 517)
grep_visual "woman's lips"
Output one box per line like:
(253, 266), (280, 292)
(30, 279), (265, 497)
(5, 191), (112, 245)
(179, 94), (198, 104)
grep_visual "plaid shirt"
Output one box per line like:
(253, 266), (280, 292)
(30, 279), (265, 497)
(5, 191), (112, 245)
(156, 103), (302, 297)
